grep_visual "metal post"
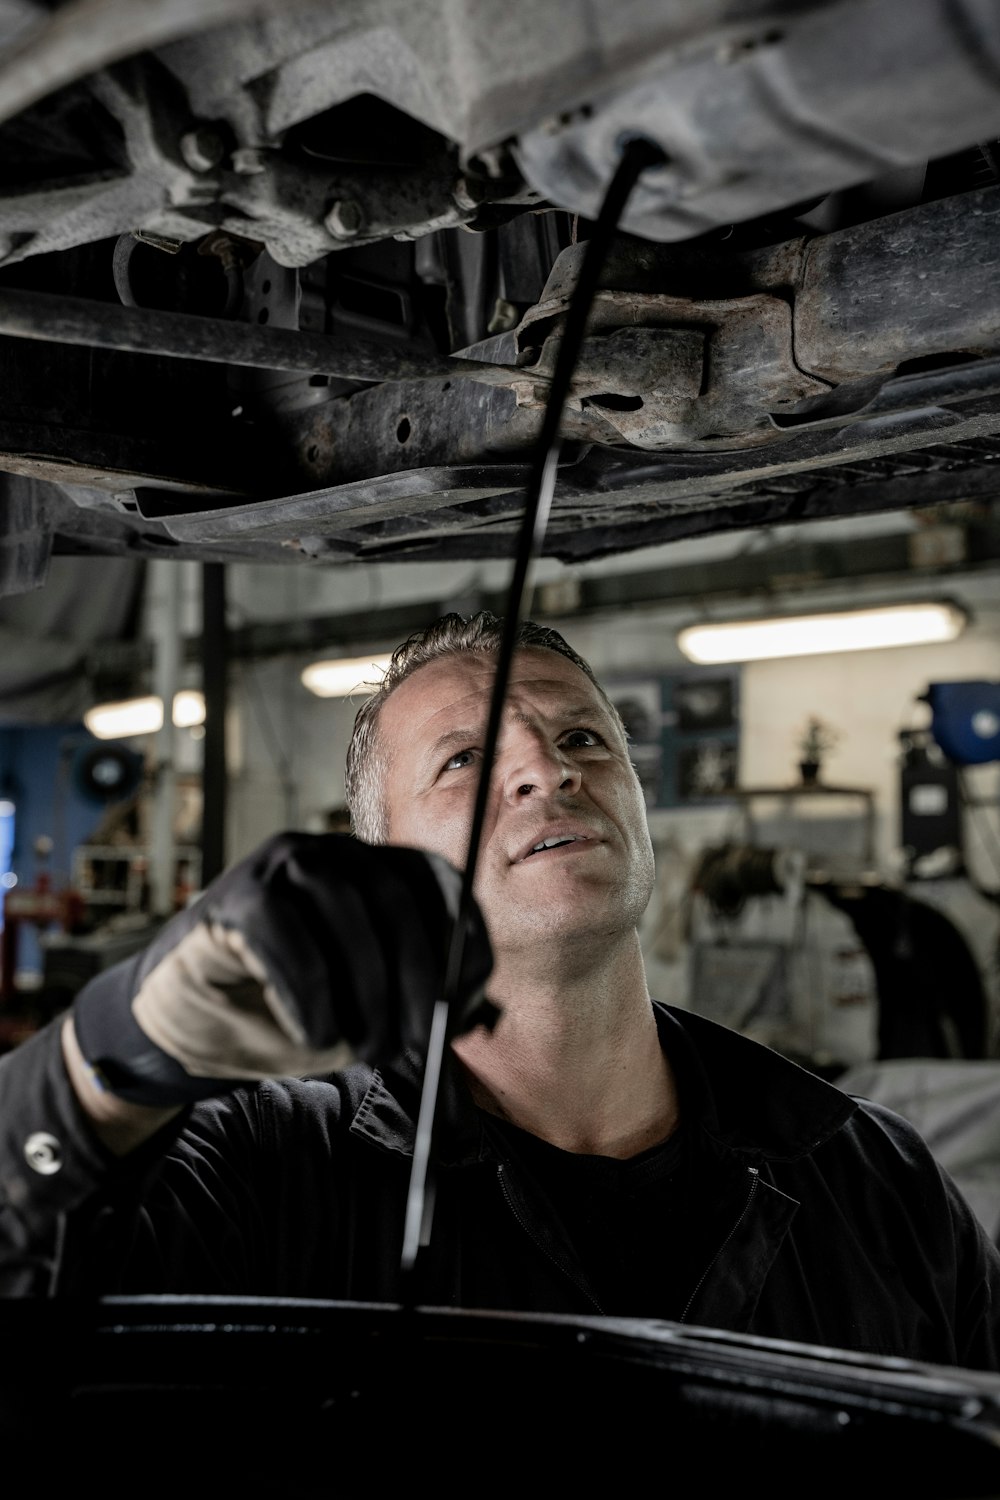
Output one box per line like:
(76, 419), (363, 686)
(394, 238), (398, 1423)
(149, 560), (181, 919)
(200, 563), (228, 886)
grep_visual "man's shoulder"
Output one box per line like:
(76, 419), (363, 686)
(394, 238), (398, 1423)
(659, 1003), (996, 1237)
(653, 1001), (858, 1162)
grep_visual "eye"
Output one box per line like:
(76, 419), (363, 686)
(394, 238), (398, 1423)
(443, 747), (477, 772)
(560, 728), (604, 749)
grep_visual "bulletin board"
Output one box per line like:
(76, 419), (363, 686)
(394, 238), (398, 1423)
(604, 666), (741, 809)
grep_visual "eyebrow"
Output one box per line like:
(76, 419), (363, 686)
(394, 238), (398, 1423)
(424, 725), (484, 768)
(547, 704), (607, 723)
(515, 703), (617, 732)
(427, 703), (611, 759)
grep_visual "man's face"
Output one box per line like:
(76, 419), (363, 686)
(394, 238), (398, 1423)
(379, 647), (655, 957)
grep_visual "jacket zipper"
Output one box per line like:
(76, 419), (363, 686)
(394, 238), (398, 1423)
(497, 1162), (606, 1314)
(678, 1165), (759, 1325)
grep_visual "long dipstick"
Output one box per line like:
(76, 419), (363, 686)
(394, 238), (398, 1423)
(399, 137), (667, 1297)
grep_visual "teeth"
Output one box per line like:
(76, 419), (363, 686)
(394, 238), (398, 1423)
(530, 835), (579, 853)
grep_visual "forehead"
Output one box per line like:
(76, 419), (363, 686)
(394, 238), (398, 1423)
(381, 646), (610, 737)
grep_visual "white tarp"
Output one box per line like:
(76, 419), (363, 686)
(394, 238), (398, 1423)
(837, 1058), (1000, 1245)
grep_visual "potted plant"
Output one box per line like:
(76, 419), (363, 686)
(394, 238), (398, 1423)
(797, 716), (839, 785)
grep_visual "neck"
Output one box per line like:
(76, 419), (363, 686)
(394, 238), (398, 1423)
(451, 930), (680, 1158)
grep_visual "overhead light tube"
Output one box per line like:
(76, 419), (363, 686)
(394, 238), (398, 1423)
(300, 654), (393, 698)
(83, 690), (206, 740)
(677, 601), (967, 664)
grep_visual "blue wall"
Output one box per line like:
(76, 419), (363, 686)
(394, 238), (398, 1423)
(0, 726), (130, 977)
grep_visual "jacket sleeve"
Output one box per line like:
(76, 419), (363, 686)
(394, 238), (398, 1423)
(939, 1148), (1000, 1373)
(855, 1099), (1000, 1372)
(0, 1017), (186, 1296)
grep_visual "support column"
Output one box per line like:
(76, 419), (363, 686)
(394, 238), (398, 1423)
(148, 560), (181, 919)
(200, 563), (228, 886)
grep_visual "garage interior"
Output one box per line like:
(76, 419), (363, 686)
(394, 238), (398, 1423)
(1, 0), (1000, 1483)
(4, 495), (999, 1198)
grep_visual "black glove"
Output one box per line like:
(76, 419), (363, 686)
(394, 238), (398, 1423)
(72, 832), (495, 1107)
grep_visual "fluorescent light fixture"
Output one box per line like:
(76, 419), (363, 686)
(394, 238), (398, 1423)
(677, 601), (967, 665)
(300, 654), (393, 698)
(172, 690), (207, 728)
(84, 690), (206, 739)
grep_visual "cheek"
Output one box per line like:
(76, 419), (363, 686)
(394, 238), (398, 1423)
(439, 785), (508, 876)
(599, 763), (646, 820)
(435, 810), (474, 866)
(391, 793), (474, 866)
(614, 777), (655, 855)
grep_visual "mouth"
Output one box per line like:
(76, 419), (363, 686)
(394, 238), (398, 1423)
(518, 833), (594, 861)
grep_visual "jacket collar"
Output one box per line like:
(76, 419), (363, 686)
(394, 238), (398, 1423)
(654, 1003), (857, 1161)
(348, 1047), (488, 1166)
(348, 1002), (858, 1166)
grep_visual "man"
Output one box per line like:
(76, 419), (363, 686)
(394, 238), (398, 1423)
(0, 611), (998, 1372)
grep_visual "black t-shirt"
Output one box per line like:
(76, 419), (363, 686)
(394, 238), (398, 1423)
(482, 1115), (712, 1320)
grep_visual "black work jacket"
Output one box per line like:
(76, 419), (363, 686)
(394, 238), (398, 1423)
(1, 1003), (998, 1370)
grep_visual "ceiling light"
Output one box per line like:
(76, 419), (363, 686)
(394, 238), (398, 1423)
(84, 690), (206, 739)
(677, 601), (967, 665)
(172, 690), (207, 728)
(300, 654), (393, 698)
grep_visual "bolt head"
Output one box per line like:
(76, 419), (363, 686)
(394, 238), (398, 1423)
(452, 177), (480, 212)
(231, 147), (267, 175)
(487, 296), (520, 335)
(180, 127), (225, 173)
(324, 199), (364, 238)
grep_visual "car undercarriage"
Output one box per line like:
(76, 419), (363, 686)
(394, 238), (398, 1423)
(1, 0), (1000, 592)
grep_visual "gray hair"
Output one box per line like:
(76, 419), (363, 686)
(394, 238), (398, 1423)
(344, 611), (626, 843)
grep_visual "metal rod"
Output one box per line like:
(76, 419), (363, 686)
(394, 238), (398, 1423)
(0, 285), (525, 388)
(398, 136), (667, 1297)
(200, 562), (228, 887)
(149, 558), (182, 919)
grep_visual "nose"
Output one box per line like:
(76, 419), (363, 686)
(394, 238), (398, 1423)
(500, 730), (582, 802)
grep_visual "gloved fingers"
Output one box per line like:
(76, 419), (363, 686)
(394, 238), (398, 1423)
(200, 831), (426, 1057)
(265, 837), (495, 1061)
(272, 839), (459, 1062)
(340, 843), (495, 1050)
(121, 831), (496, 1087)
(131, 920), (356, 1079)
(235, 859), (390, 1052)
(419, 852), (495, 1036)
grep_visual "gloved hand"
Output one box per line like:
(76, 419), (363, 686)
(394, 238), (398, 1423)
(72, 832), (495, 1107)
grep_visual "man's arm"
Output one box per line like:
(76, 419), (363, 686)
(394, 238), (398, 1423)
(60, 1016), (182, 1156)
(0, 1014), (181, 1296)
(0, 831), (494, 1294)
